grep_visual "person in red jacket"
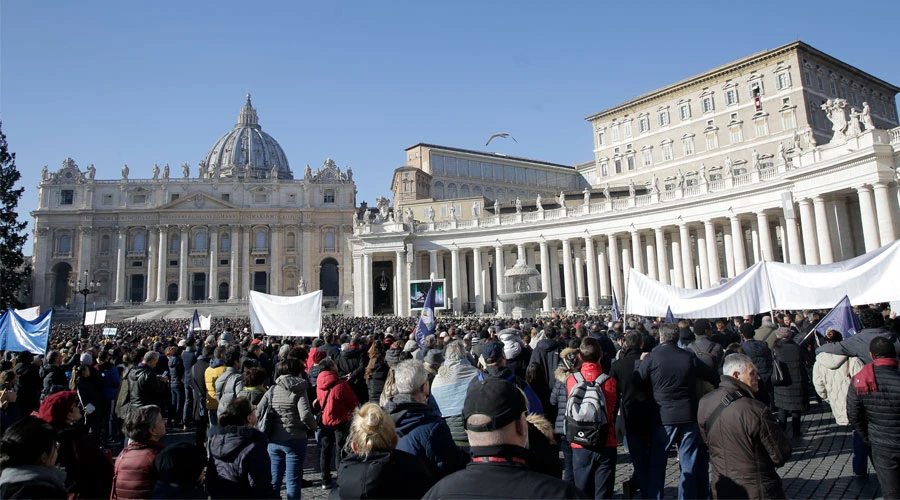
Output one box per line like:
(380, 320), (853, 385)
(316, 357), (358, 489)
(565, 337), (618, 499)
(111, 405), (167, 500)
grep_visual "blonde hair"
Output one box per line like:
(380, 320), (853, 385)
(347, 403), (397, 459)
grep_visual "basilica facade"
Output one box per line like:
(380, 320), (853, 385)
(31, 95), (357, 311)
(350, 41), (900, 317)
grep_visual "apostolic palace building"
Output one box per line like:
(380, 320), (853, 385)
(29, 41), (900, 319)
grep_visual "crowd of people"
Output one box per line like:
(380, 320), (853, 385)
(0, 306), (898, 499)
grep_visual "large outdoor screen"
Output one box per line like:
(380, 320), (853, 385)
(409, 280), (447, 310)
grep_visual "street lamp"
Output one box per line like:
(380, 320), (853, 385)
(71, 270), (100, 337)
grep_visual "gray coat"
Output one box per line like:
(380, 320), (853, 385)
(215, 367), (244, 411)
(262, 375), (316, 442)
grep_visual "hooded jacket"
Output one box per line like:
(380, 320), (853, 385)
(315, 369), (358, 427)
(385, 345), (404, 367)
(529, 338), (562, 420)
(383, 394), (467, 479)
(337, 345), (369, 404)
(565, 361), (618, 449)
(264, 375), (316, 441)
(334, 449), (435, 499)
(128, 363), (167, 409)
(698, 375), (792, 500)
(813, 351), (863, 426)
(215, 367), (244, 411)
(206, 426), (275, 499)
(772, 339), (809, 412)
(0, 465), (68, 500)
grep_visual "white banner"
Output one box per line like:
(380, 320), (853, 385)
(249, 290), (322, 337)
(625, 238), (900, 318)
(84, 310), (107, 326)
(102, 327), (118, 336)
(14, 306), (40, 321)
(200, 314), (212, 331)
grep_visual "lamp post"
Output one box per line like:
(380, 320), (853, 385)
(71, 270), (100, 338)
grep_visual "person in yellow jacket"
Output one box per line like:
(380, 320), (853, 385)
(204, 346), (227, 433)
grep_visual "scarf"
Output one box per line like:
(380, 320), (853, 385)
(853, 358), (899, 396)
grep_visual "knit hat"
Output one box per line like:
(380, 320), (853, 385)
(775, 327), (792, 340)
(403, 340), (418, 352)
(37, 390), (79, 428)
(79, 353), (93, 365)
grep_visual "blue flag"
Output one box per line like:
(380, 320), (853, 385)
(0, 308), (53, 354)
(665, 306), (675, 324)
(611, 289), (622, 322)
(188, 309), (201, 337)
(414, 283), (437, 347)
(811, 295), (862, 342)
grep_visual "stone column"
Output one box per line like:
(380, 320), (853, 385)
(428, 250), (438, 280)
(473, 247), (483, 314)
(833, 198), (855, 260)
(608, 233), (622, 301)
(645, 232), (658, 281)
(156, 227), (168, 302)
(584, 236), (599, 312)
(459, 251), (469, 310)
(178, 225), (189, 302)
(352, 254), (363, 316)
(620, 235), (632, 298)
(678, 223), (695, 289)
(654, 228), (668, 284)
(722, 223), (735, 278)
(241, 227), (251, 298)
(872, 182), (897, 245)
(597, 237), (610, 299)
(363, 253), (373, 316)
(671, 229), (684, 288)
(494, 246), (506, 315)
(395, 250), (406, 317)
(561, 238), (575, 312)
(630, 231), (644, 275)
(729, 216), (747, 273)
(695, 225), (710, 289)
(783, 212), (803, 264)
(146, 227), (158, 302)
(78, 227), (93, 292)
(704, 220), (720, 283)
(270, 227), (281, 295)
(450, 248), (461, 313)
(549, 243), (561, 306)
(115, 229), (127, 304)
(814, 196), (836, 262)
(208, 227), (218, 301)
(756, 212), (774, 261)
(229, 225), (240, 301)
(539, 241), (552, 312)
(749, 219), (761, 264)
(573, 241), (585, 305)
(797, 199), (819, 265)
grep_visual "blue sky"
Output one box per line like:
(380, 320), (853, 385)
(3, 1), (900, 255)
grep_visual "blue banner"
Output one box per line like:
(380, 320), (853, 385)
(0, 308), (53, 354)
(811, 295), (862, 340)
(414, 283), (436, 347)
(611, 289), (622, 322)
(188, 309), (201, 337)
(665, 306), (675, 324)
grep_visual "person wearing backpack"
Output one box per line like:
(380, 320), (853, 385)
(565, 337), (618, 499)
(685, 319), (724, 398)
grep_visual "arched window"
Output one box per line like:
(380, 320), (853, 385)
(447, 183), (458, 198)
(133, 233), (145, 252)
(434, 181), (445, 199)
(170, 236), (180, 252)
(255, 231), (267, 250)
(460, 185), (471, 197)
(194, 232), (207, 251)
(286, 232), (296, 250)
(220, 233), (230, 251)
(100, 235), (110, 253)
(325, 231), (336, 250)
(58, 234), (71, 254)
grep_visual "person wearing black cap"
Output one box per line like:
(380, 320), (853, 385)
(422, 377), (586, 499)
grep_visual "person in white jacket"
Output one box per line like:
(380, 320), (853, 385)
(812, 329), (870, 478)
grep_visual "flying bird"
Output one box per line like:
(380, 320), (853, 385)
(485, 133), (518, 146)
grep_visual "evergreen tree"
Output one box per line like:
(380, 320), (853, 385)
(0, 121), (31, 309)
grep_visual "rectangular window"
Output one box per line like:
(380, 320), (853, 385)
(701, 96), (715, 113)
(755, 118), (769, 137)
(662, 143), (674, 161)
(102, 194), (113, 205)
(440, 206), (448, 217)
(776, 72), (791, 89)
(679, 103), (691, 120)
(804, 70), (812, 85)
(614, 158), (622, 174)
(622, 121), (633, 138)
(170, 194), (180, 202)
(61, 190), (74, 205)
(705, 132), (718, 150)
(600, 161), (608, 177)
(220, 193), (230, 202)
(133, 194), (146, 204)
(658, 111), (670, 126)
(254, 193), (267, 203)
(642, 149), (652, 166)
(817, 76), (824, 90)
(611, 124), (620, 142)
(829, 81), (838, 96)
(725, 89), (738, 106)
(597, 130), (605, 145)
(782, 110), (796, 129)
(682, 137), (695, 155)
(730, 126), (743, 144)
(638, 116), (650, 133)
(324, 189), (335, 203)
(750, 81), (764, 97)
(626, 155), (635, 171)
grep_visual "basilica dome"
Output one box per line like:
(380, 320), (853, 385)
(201, 94), (292, 180)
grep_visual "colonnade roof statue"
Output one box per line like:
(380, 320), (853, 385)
(201, 94), (292, 180)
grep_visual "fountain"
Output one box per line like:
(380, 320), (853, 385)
(497, 259), (548, 319)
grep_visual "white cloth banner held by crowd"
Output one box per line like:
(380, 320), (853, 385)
(625, 238), (900, 318)
(84, 310), (107, 326)
(14, 306), (40, 321)
(249, 290), (322, 337)
(200, 314), (212, 331)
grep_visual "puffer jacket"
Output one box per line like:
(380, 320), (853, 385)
(698, 376), (792, 499)
(385, 346), (404, 367)
(315, 369), (357, 427)
(0, 465), (68, 500)
(813, 351), (864, 426)
(366, 361), (390, 403)
(334, 449), (434, 499)
(215, 367), (244, 411)
(128, 364), (167, 410)
(206, 426), (275, 499)
(772, 339), (809, 412)
(168, 355), (184, 388)
(204, 363), (226, 410)
(263, 375), (316, 441)
(383, 394), (467, 479)
(550, 364), (577, 435)
(112, 441), (166, 500)
(529, 338), (562, 420)
(847, 360), (900, 451)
